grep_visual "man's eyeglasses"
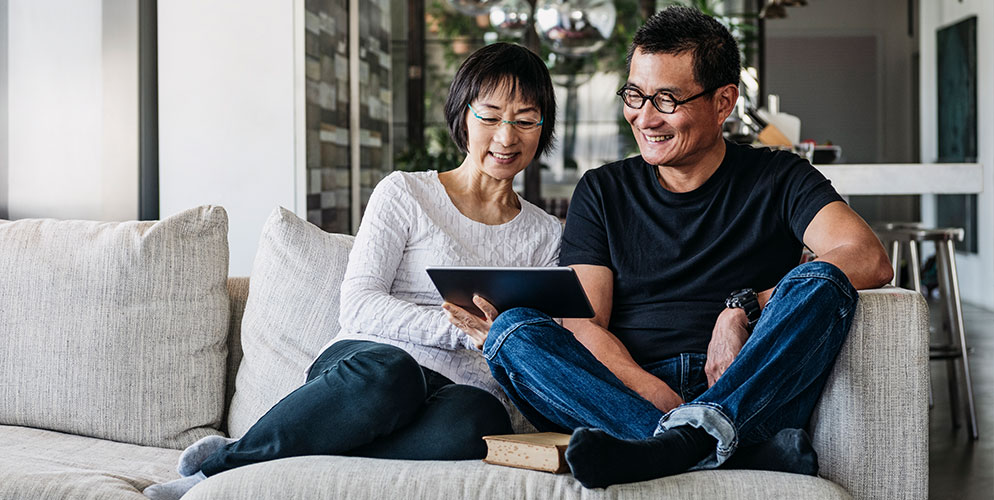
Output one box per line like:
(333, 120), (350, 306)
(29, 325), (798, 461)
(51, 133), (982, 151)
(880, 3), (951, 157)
(616, 86), (718, 114)
(467, 104), (544, 131)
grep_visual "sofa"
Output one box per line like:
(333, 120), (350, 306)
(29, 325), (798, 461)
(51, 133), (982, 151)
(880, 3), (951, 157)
(0, 205), (929, 499)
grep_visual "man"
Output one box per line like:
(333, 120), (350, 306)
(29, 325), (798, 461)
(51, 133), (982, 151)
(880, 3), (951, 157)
(445, 6), (892, 488)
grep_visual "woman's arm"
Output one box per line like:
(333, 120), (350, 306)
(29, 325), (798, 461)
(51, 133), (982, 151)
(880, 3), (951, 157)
(338, 174), (473, 350)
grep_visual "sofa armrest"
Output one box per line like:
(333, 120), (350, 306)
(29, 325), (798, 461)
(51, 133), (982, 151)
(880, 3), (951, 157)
(810, 287), (929, 500)
(221, 277), (251, 434)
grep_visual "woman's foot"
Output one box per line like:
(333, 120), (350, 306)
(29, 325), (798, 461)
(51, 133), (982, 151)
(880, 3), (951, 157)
(177, 435), (237, 477)
(143, 471), (206, 500)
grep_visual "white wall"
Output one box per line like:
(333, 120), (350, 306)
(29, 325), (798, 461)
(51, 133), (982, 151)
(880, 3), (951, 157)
(0, 0), (8, 220)
(920, 0), (994, 309)
(6, 0), (138, 221)
(764, 0), (916, 163)
(157, 0), (303, 275)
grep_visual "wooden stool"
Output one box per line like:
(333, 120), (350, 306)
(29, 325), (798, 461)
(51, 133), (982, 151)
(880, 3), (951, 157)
(875, 224), (978, 439)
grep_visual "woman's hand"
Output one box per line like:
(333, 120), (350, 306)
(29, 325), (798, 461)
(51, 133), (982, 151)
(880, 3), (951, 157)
(443, 295), (499, 350)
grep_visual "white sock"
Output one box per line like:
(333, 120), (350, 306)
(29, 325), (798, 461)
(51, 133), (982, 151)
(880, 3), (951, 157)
(177, 435), (237, 477)
(143, 471), (206, 500)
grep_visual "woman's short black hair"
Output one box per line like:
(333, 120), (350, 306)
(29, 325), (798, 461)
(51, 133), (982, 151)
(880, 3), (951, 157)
(444, 43), (557, 157)
(626, 6), (741, 91)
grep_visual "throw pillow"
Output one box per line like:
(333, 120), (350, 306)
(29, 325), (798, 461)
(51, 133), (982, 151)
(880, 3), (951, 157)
(226, 207), (353, 438)
(0, 206), (230, 449)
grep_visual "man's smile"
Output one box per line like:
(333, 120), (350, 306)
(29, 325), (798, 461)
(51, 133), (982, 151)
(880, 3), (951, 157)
(644, 133), (675, 143)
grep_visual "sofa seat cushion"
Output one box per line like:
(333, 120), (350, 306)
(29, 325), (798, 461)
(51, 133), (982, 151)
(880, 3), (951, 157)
(0, 425), (180, 500)
(185, 455), (851, 500)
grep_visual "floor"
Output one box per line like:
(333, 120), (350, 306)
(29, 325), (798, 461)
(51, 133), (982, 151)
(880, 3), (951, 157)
(927, 300), (993, 499)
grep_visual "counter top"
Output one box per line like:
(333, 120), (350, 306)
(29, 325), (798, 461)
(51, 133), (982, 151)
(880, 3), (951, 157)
(814, 163), (983, 195)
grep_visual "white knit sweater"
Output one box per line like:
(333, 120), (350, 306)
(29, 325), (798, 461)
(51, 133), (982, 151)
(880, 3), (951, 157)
(328, 170), (562, 412)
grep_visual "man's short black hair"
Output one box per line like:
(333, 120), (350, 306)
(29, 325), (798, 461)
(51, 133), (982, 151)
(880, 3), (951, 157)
(626, 6), (741, 91)
(444, 42), (556, 157)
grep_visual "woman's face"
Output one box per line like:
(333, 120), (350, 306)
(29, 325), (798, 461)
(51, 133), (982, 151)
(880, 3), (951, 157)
(463, 85), (544, 181)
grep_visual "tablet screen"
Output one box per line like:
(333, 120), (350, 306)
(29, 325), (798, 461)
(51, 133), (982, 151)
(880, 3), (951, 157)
(426, 267), (595, 318)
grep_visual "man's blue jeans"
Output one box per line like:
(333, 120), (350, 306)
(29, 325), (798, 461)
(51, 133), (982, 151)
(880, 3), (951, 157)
(483, 261), (858, 469)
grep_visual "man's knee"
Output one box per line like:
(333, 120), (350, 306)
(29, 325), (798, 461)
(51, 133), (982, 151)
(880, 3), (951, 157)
(782, 261), (853, 292)
(491, 307), (548, 333)
(776, 261), (857, 310)
(485, 307), (558, 357)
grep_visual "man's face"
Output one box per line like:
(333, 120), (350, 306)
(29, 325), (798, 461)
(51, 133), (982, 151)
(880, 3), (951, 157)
(623, 48), (726, 168)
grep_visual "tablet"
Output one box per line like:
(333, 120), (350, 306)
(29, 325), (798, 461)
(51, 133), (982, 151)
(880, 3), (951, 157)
(426, 266), (595, 318)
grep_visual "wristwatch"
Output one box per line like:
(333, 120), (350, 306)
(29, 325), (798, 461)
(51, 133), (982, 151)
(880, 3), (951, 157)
(725, 288), (761, 331)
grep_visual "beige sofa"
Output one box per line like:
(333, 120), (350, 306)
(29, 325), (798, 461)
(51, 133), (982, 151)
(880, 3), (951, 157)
(0, 206), (929, 499)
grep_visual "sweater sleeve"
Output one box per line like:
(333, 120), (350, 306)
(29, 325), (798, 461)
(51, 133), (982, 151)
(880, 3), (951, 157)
(338, 173), (471, 350)
(538, 213), (562, 267)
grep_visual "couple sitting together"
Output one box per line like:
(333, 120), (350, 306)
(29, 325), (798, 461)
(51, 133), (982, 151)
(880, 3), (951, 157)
(146, 7), (892, 499)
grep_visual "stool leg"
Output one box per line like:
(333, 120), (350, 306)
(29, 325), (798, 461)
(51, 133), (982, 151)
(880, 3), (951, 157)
(939, 239), (979, 439)
(908, 240), (922, 294)
(936, 242), (962, 429)
(889, 240), (902, 287)
(908, 241), (935, 410)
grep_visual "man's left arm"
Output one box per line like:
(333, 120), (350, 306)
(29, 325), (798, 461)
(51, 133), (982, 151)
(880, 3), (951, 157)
(705, 200), (893, 386)
(799, 200), (894, 290)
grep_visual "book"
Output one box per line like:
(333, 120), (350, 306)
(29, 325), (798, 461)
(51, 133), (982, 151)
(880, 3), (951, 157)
(482, 432), (572, 473)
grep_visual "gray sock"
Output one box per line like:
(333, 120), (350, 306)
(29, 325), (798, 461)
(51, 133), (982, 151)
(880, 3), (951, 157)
(177, 435), (237, 477)
(143, 471), (206, 500)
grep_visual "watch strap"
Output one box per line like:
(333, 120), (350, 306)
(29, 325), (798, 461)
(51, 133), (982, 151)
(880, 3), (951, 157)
(726, 288), (761, 330)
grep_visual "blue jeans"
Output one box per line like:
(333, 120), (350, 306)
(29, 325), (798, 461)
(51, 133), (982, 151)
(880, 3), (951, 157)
(484, 261), (857, 469)
(201, 340), (512, 476)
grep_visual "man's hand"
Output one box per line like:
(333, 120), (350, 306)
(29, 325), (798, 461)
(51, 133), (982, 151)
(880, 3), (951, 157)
(443, 295), (499, 350)
(706, 307), (751, 387)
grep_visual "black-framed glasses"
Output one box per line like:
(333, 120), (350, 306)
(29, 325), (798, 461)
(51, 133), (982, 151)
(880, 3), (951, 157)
(467, 103), (544, 131)
(616, 85), (718, 114)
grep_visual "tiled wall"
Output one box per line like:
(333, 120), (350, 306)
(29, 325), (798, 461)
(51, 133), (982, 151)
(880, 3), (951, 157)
(304, 0), (391, 234)
(358, 0), (392, 216)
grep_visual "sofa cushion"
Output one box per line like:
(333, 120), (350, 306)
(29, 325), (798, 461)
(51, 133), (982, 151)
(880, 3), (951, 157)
(0, 424), (180, 499)
(0, 206), (229, 449)
(227, 207), (353, 437)
(184, 455), (851, 500)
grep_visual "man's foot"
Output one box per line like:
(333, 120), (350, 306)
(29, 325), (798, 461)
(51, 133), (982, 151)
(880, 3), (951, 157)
(721, 428), (818, 475)
(143, 471), (206, 500)
(564, 426), (716, 489)
(177, 435), (237, 477)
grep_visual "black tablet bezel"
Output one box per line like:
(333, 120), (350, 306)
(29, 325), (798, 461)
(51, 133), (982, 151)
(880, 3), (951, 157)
(426, 266), (595, 319)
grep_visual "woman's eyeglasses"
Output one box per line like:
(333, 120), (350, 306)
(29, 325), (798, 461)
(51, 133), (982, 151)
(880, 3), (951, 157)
(467, 104), (544, 131)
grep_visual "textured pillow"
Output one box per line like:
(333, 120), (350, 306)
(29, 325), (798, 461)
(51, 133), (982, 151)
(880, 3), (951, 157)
(227, 207), (353, 438)
(0, 206), (230, 449)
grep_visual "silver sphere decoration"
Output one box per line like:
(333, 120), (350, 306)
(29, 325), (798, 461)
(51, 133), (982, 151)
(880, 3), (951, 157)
(534, 0), (616, 56)
(546, 52), (594, 87)
(489, 0), (532, 37)
(448, 0), (500, 16)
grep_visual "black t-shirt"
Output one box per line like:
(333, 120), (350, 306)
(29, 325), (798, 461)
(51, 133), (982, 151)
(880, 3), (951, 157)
(560, 141), (844, 364)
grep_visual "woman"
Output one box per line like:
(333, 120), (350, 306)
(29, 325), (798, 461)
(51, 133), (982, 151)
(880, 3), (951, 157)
(144, 42), (560, 500)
